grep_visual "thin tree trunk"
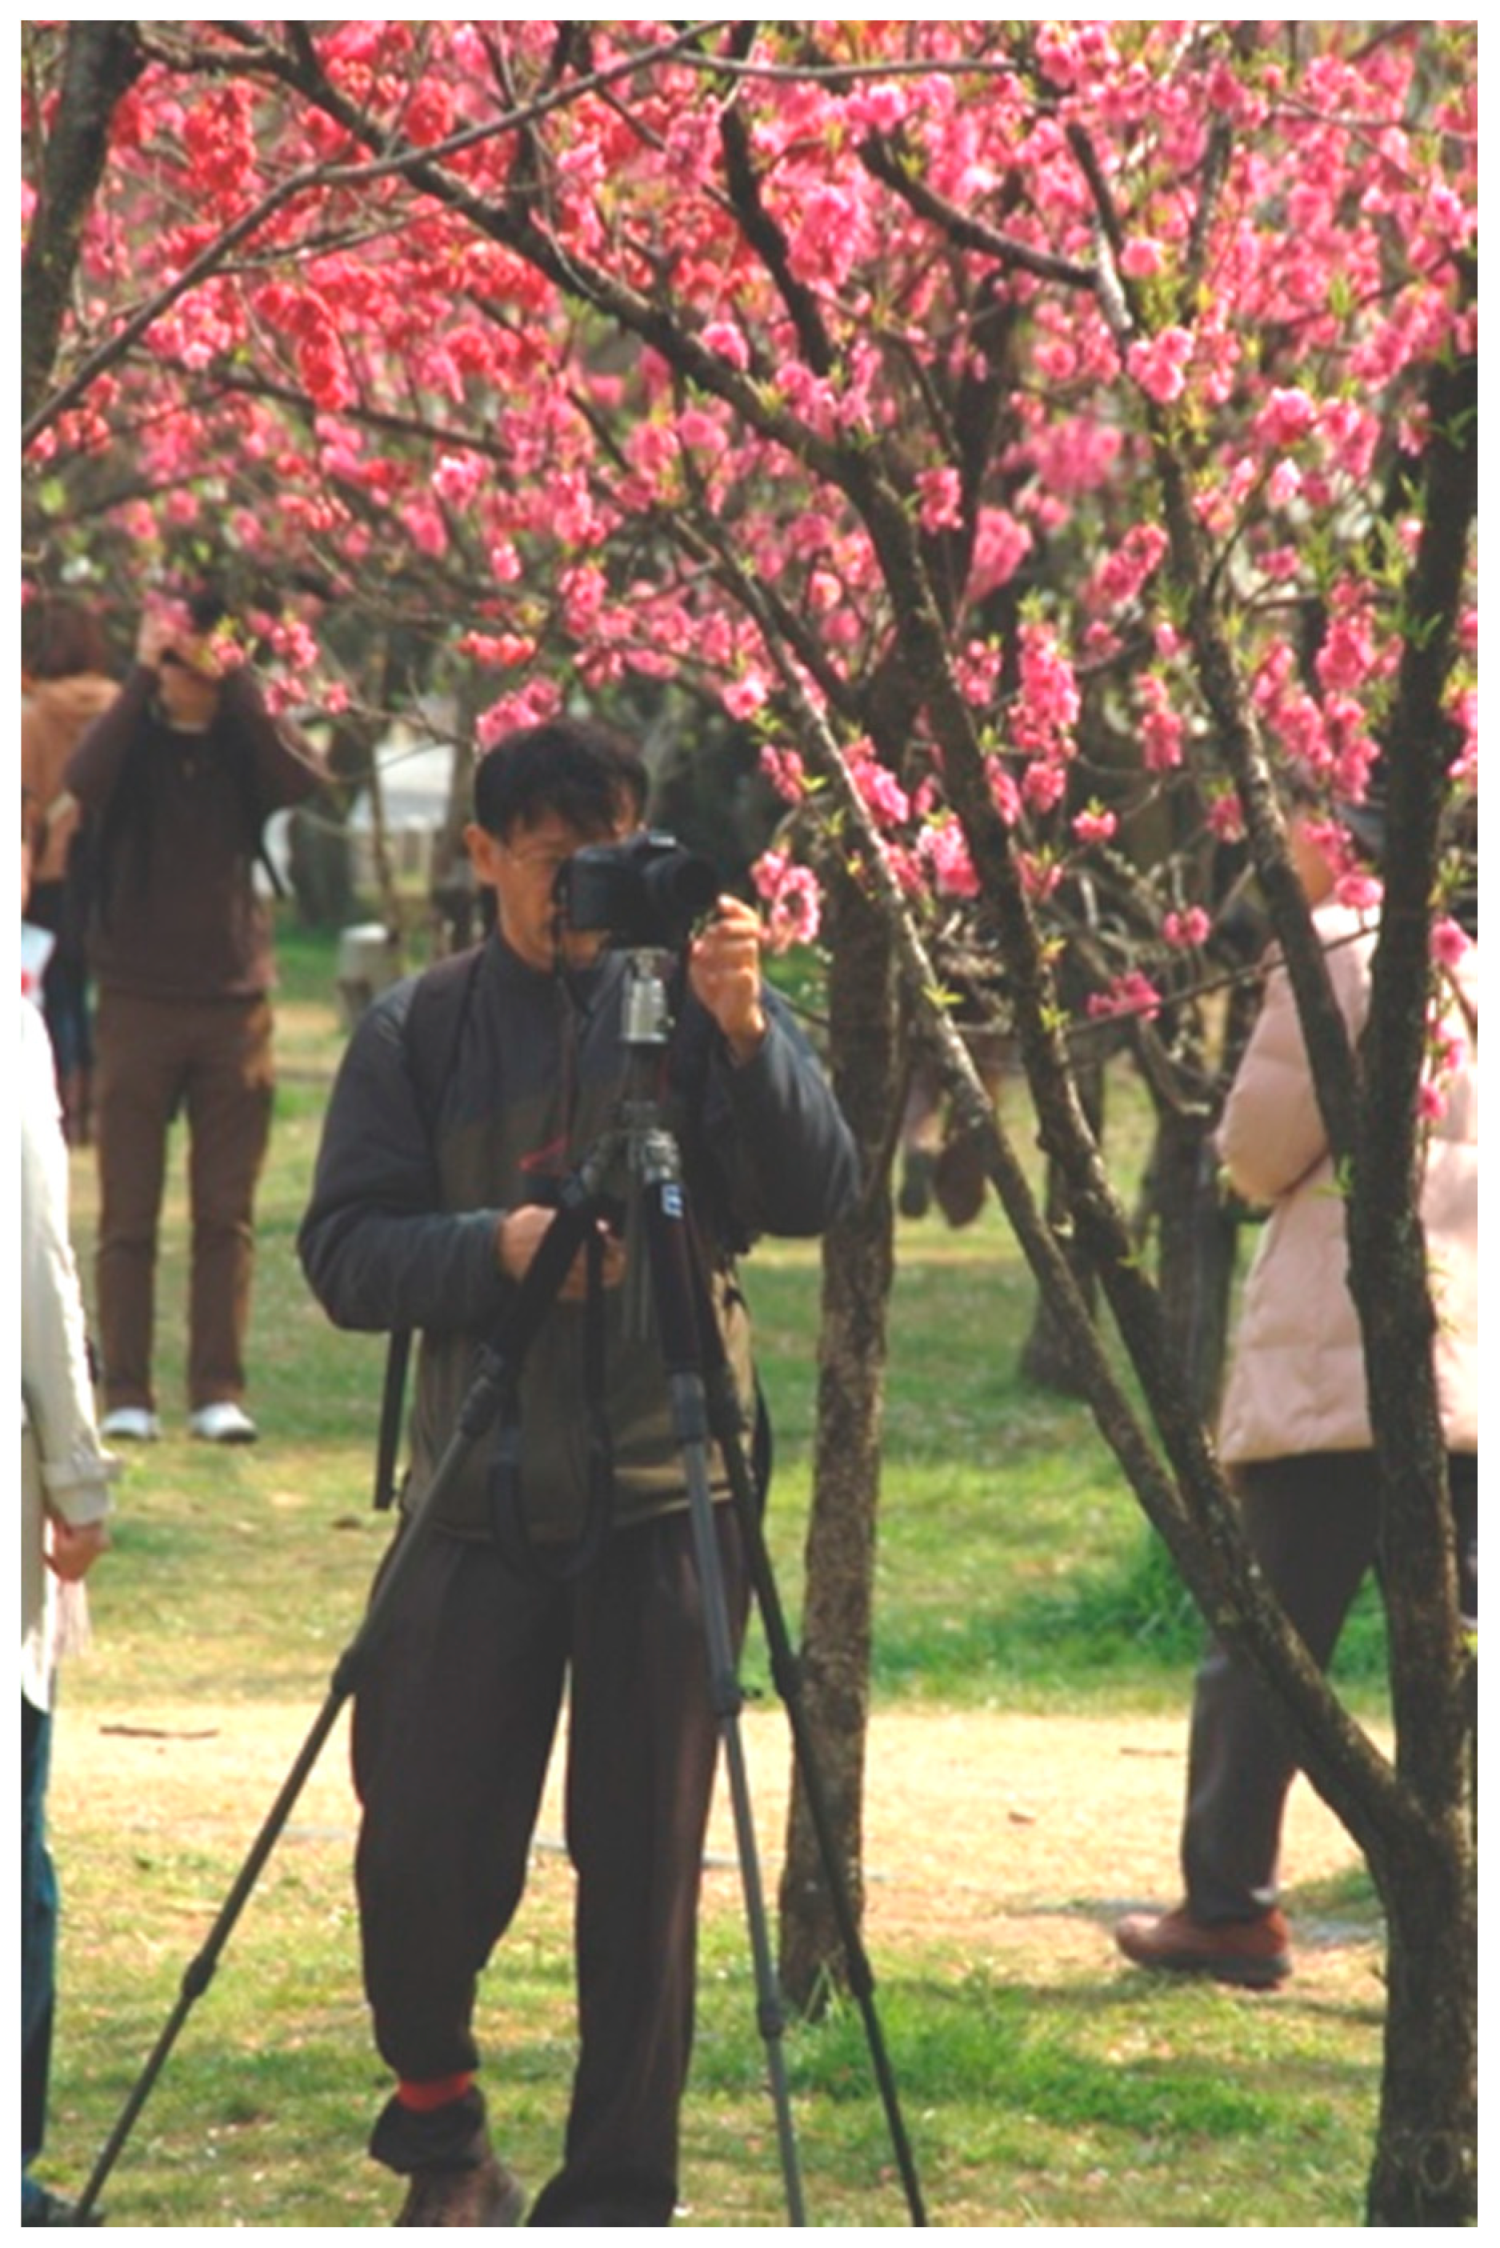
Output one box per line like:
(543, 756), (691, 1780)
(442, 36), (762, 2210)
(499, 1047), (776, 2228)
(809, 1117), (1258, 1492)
(1019, 1048), (1103, 1393)
(21, 24), (144, 429)
(1145, 1106), (1239, 1424)
(1365, 1832), (1476, 2224)
(777, 876), (897, 2013)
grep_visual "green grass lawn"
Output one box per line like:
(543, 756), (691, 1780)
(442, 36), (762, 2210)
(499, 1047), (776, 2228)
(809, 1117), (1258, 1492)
(41, 918), (1389, 2226)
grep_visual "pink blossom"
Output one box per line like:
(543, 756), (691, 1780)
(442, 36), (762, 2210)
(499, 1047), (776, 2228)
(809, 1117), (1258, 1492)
(1019, 852), (1062, 902)
(1014, 623), (1080, 754)
(751, 852), (822, 953)
(1087, 970), (1163, 1023)
(723, 674), (769, 721)
(1430, 917), (1470, 970)
(1163, 907), (1211, 949)
(989, 764), (1022, 827)
(458, 631), (536, 668)
(787, 183), (864, 287)
(916, 467), (963, 534)
(700, 320), (749, 370)
(432, 452), (485, 508)
(1448, 688), (1477, 789)
(475, 678), (562, 750)
(967, 508), (1032, 599)
(1335, 871), (1383, 913)
(1087, 522), (1169, 614)
(1126, 327), (1194, 407)
(1254, 386), (1319, 450)
(1207, 792), (1246, 843)
(1120, 238), (1167, 279)
(852, 756), (911, 828)
(758, 744), (807, 803)
(1142, 706), (1185, 772)
(920, 820), (979, 899)
(1071, 807), (1118, 848)
(1022, 759), (1068, 813)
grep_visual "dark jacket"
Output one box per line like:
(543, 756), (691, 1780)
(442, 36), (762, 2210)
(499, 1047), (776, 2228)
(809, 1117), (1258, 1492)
(65, 664), (323, 1001)
(298, 933), (859, 1541)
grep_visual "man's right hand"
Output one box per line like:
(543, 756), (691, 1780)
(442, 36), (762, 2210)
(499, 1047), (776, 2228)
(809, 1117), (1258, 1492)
(496, 1204), (626, 1301)
(136, 609), (177, 671)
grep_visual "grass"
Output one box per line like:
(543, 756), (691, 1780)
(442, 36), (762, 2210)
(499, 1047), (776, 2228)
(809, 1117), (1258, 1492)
(41, 917), (1389, 2226)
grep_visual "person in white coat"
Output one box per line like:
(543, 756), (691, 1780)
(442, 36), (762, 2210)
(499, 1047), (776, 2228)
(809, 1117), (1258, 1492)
(1115, 802), (1478, 1987)
(22, 954), (117, 2226)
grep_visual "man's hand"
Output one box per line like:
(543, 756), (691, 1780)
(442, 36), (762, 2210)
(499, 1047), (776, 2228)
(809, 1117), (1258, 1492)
(496, 1204), (626, 1302)
(135, 608), (177, 672)
(688, 896), (768, 1064)
(47, 1517), (110, 1583)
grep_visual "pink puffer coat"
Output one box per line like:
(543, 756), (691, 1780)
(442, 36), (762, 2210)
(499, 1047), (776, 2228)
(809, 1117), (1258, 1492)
(1215, 900), (1479, 1465)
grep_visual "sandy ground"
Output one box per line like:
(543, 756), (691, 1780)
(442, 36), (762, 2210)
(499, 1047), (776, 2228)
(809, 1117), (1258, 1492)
(56, 1696), (1383, 1995)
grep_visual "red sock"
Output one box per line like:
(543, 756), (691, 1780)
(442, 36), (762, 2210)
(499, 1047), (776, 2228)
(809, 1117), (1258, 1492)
(396, 2071), (476, 2114)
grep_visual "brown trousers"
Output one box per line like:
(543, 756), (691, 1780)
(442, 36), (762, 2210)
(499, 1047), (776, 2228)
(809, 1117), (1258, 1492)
(92, 987), (274, 1413)
(353, 1505), (749, 2226)
(1183, 1450), (1478, 1922)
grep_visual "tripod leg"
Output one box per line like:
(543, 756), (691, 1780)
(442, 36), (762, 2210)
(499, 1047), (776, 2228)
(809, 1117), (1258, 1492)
(639, 1185), (808, 2227)
(675, 1228), (929, 2226)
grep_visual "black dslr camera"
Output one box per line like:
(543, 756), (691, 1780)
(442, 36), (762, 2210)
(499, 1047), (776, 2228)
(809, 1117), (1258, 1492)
(555, 831), (719, 949)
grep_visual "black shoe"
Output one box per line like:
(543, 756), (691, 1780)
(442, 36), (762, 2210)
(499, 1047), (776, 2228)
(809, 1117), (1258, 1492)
(23, 2187), (104, 2226)
(395, 2152), (525, 2226)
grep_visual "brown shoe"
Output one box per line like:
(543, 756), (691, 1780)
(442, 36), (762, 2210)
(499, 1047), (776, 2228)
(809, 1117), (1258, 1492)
(395, 2153), (526, 2226)
(1114, 1903), (1291, 1989)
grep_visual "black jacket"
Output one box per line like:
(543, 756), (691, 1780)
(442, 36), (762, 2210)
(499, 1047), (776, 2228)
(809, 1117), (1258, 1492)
(299, 934), (858, 1541)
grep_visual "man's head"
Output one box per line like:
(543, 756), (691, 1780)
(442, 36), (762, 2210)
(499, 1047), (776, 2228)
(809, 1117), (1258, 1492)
(467, 718), (649, 970)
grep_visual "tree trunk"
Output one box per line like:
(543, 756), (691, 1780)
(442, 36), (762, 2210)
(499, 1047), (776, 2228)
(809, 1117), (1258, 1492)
(1019, 1046), (1103, 1393)
(1366, 1828), (1476, 2223)
(777, 876), (897, 2014)
(21, 24), (144, 429)
(1144, 1106), (1239, 1424)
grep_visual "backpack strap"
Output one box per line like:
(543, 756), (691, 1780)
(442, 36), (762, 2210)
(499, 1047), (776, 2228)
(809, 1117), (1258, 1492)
(371, 943), (486, 1511)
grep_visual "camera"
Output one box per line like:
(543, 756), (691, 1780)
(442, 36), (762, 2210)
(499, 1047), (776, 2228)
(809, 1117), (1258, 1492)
(555, 831), (720, 950)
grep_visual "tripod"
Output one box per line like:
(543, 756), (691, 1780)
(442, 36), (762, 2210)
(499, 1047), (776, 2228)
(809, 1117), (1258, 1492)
(77, 948), (925, 2227)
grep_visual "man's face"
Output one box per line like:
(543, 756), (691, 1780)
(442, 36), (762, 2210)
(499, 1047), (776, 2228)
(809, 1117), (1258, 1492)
(466, 807), (633, 972)
(158, 658), (223, 731)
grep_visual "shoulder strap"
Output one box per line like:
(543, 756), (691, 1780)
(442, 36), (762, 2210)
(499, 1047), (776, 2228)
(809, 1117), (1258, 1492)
(402, 940), (487, 1133)
(372, 942), (487, 1510)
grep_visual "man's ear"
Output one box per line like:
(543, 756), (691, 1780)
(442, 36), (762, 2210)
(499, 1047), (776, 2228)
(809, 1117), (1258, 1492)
(464, 821), (505, 889)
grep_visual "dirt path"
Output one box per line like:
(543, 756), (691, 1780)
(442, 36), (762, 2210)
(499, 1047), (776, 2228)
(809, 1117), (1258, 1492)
(57, 1698), (1383, 1995)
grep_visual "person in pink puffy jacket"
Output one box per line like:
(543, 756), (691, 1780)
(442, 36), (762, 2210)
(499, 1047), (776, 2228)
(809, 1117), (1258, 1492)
(1116, 797), (1478, 1987)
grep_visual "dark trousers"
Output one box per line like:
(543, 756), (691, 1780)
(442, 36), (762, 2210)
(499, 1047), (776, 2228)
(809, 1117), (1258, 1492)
(1183, 1451), (1478, 1922)
(352, 1506), (749, 2227)
(93, 988), (274, 1412)
(22, 1696), (57, 2214)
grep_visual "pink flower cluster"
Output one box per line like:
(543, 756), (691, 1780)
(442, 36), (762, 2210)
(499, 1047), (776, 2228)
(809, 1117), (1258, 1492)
(751, 849), (822, 954)
(1087, 971), (1163, 1024)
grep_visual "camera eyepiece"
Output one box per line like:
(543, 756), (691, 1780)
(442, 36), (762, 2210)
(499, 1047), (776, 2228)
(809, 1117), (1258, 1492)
(554, 832), (720, 950)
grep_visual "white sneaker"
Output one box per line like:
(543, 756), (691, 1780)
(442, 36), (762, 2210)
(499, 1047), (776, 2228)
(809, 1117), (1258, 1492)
(101, 1406), (161, 1442)
(189, 1401), (259, 1444)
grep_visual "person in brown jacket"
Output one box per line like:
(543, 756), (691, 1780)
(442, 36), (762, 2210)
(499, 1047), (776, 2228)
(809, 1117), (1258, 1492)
(66, 591), (324, 1446)
(1115, 800), (1478, 1986)
(20, 598), (119, 1145)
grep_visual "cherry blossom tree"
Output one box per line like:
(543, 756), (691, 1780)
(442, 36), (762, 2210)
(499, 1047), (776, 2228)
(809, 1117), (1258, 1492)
(23, 20), (1477, 2223)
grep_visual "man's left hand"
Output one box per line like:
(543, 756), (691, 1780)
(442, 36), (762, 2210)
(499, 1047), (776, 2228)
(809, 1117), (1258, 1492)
(688, 896), (768, 1064)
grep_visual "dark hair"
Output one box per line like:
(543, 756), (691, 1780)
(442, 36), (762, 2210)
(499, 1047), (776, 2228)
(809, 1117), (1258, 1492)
(22, 596), (111, 681)
(472, 717), (649, 840)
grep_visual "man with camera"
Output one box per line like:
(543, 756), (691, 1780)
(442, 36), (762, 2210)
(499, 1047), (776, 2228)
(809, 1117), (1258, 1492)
(299, 717), (858, 2227)
(66, 591), (324, 1446)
